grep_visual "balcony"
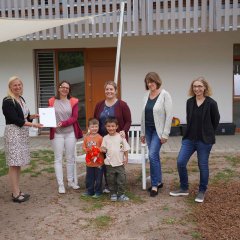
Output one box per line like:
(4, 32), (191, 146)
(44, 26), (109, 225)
(0, 0), (239, 40)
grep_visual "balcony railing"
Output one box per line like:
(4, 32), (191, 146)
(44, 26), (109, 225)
(0, 0), (239, 41)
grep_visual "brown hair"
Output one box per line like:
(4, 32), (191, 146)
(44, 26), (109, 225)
(104, 81), (117, 91)
(88, 118), (99, 126)
(55, 80), (72, 99)
(188, 77), (212, 97)
(144, 72), (162, 90)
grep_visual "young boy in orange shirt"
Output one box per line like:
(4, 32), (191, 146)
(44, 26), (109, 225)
(82, 118), (104, 198)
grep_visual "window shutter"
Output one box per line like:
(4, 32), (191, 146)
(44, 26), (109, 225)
(36, 51), (56, 108)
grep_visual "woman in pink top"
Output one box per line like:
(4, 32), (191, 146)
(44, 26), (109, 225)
(49, 81), (82, 194)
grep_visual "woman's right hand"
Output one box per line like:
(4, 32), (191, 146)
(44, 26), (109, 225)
(57, 122), (63, 127)
(33, 123), (44, 128)
(140, 136), (145, 144)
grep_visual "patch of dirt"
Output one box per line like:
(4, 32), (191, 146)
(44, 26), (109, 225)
(190, 181), (240, 240)
(0, 153), (239, 240)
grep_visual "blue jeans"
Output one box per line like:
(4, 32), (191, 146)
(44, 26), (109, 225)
(145, 126), (162, 187)
(177, 139), (213, 192)
(86, 166), (103, 195)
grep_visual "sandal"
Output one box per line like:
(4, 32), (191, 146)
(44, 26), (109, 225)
(20, 191), (30, 199)
(12, 193), (30, 203)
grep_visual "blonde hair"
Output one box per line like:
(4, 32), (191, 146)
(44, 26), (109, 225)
(7, 76), (23, 100)
(104, 81), (117, 91)
(188, 77), (212, 97)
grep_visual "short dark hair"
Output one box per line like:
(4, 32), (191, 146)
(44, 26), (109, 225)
(144, 72), (162, 90)
(88, 118), (99, 126)
(55, 80), (72, 99)
(105, 117), (118, 126)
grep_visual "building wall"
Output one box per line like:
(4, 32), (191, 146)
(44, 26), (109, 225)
(0, 38), (117, 136)
(121, 31), (239, 125)
(0, 30), (239, 136)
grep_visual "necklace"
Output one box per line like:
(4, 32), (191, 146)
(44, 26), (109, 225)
(105, 98), (117, 107)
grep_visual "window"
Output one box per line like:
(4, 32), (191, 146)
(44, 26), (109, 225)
(58, 51), (86, 129)
(35, 49), (86, 131)
(233, 44), (240, 131)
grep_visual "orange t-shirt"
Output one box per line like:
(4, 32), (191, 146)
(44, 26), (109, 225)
(83, 133), (104, 167)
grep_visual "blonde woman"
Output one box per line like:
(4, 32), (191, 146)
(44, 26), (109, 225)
(2, 76), (43, 203)
(170, 77), (220, 203)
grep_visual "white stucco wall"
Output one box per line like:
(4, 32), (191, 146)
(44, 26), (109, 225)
(0, 38), (117, 136)
(0, 30), (239, 136)
(121, 31), (240, 125)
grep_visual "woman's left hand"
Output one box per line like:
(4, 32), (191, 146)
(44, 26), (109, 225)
(119, 130), (126, 138)
(57, 122), (63, 127)
(30, 114), (39, 119)
(160, 138), (167, 144)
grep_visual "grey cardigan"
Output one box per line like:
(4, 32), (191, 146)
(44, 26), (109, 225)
(141, 89), (173, 139)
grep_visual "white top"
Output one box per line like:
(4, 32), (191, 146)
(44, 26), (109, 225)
(101, 133), (130, 167)
(141, 89), (173, 139)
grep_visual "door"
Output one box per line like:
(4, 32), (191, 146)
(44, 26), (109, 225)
(85, 48), (120, 121)
(233, 44), (240, 132)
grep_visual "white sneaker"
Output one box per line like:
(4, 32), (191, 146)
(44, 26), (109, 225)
(58, 185), (66, 194)
(68, 182), (80, 190)
(103, 188), (110, 193)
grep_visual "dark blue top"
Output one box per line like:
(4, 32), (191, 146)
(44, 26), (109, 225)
(99, 102), (117, 136)
(145, 95), (159, 127)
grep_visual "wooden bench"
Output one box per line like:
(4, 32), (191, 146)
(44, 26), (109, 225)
(74, 125), (148, 190)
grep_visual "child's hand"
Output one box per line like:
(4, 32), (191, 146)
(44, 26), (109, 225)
(119, 130), (126, 138)
(123, 158), (128, 165)
(101, 146), (107, 153)
(84, 148), (91, 153)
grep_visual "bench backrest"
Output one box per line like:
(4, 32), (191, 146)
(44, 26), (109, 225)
(128, 125), (144, 164)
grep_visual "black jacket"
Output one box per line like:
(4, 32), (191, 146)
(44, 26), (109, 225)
(2, 96), (32, 127)
(183, 96), (220, 144)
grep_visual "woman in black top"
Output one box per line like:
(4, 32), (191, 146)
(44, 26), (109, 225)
(170, 77), (220, 203)
(2, 76), (43, 203)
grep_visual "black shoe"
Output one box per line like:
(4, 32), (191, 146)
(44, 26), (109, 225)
(12, 193), (30, 203)
(150, 189), (158, 197)
(147, 183), (164, 192)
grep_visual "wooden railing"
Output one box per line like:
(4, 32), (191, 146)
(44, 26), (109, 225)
(0, 0), (239, 40)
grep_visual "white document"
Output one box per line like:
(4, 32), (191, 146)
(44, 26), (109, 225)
(234, 74), (240, 95)
(39, 108), (57, 127)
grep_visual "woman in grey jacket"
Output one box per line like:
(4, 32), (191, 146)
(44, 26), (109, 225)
(141, 72), (173, 197)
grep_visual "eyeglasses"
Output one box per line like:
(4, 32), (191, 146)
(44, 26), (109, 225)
(59, 86), (70, 90)
(193, 85), (204, 89)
